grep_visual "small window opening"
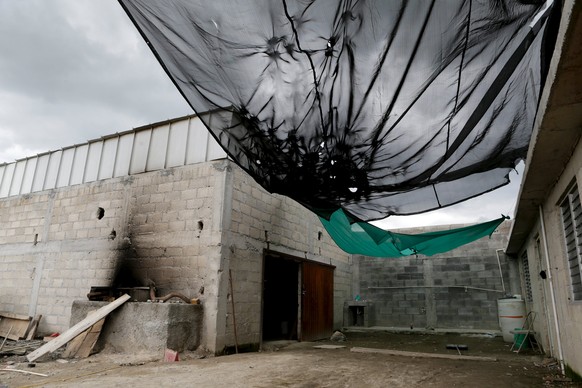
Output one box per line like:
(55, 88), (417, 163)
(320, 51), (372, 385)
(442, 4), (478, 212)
(97, 207), (105, 220)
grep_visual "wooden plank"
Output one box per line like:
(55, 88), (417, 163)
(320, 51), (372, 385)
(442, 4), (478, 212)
(0, 325), (12, 351)
(27, 294), (130, 362)
(62, 330), (90, 358)
(350, 347), (497, 362)
(13, 320), (31, 340)
(0, 312), (31, 321)
(0, 316), (31, 341)
(0, 368), (48, 377)
(313, 345), (346, 349)
(25, 315), (42, 340)
(63, 311), (96, 358)
(63, 309), (105, 359)
(75, 318), (105, 358)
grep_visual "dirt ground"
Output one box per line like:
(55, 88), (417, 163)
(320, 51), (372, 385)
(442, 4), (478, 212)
(1, 330), (580, 388)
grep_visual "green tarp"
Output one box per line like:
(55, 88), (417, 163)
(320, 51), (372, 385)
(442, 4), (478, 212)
(320, 209), (507, 257)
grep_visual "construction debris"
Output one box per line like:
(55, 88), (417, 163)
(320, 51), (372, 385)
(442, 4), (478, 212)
(330, 331), (347, 342)
(26, 315), (42, 340)
(0, 312), (32, 341)
(0, 339), (45, 356)
(446, 344), (468, 355)
(63, 311), (105, 359)
(27, 294), (130, 362)
(313, 345), (346, 349)
(0, 367), (48, 377)
(163, 348), (180, 362)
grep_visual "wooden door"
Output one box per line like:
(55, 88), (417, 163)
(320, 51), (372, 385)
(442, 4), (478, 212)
(301, 261), (334, 341)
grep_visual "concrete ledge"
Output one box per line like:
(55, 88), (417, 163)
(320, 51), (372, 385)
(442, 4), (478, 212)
(71, 301), (203, 355)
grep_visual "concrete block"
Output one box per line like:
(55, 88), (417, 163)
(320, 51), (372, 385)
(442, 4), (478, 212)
(71, 301), (203, 354)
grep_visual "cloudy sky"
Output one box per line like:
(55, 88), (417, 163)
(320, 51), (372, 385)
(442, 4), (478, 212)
(0, 0), (192, 163)
(0, 0), (522, 229)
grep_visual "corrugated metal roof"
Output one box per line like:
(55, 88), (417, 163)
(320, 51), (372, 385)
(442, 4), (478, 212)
(0, 112), (229, 199)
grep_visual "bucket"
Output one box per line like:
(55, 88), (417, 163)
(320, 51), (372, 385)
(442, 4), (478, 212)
(497, 298), (526, 343)
(513, 328), (529, 349)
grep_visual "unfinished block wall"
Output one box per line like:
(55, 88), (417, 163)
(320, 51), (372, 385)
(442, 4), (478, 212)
(0, 162), (223, 342)
(0, 158), (353, 353)
(356, 221), (518, 330)
(217, 162), (352, 351)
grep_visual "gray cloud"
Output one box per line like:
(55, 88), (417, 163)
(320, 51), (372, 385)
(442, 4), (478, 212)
(0, 0), (191, 162)
(373, 163), (523, 229)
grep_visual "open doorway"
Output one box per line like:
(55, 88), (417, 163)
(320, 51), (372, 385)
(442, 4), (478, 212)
(262, 251), (335, 342)
(262, 254), (300, 341)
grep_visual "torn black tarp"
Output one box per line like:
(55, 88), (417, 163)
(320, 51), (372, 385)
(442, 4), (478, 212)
(119, 0), (558, 222)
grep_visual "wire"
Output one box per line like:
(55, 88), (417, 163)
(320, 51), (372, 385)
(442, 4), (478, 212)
(368, 285), (504, 293)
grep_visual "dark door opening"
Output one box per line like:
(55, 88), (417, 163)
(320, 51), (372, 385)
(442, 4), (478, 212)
(262, 255), (299, 341)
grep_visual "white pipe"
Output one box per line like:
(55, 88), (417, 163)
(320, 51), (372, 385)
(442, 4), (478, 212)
(368, 285), (504, 293)
(539, 205), (565, 374)
(495, 249), (507, 294)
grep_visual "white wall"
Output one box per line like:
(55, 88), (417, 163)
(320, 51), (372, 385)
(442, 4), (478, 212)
(519, 136), (582, 376)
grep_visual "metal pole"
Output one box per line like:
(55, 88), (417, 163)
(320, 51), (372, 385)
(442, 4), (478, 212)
(495, 249), (507, 294)
(539, 205), (565, 374)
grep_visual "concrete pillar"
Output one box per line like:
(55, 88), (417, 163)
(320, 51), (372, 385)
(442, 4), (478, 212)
(423, 259), (437, 329)
(28, 191), (56, 317)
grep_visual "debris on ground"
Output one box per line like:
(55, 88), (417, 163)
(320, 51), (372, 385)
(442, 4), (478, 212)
(313, 345), (346, 349)
(27, 294), (130, 362)
(163, 349), (179, 362)
(330, 331), (347, 342)
(0, 339), (45, 357)
(0, 312), (32, 341)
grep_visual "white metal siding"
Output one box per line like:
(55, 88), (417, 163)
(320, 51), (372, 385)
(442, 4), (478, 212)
(20, 157), (37, 194)
(130, 129), (151, 175)
(98, 137), (118, 180)
(0, 112), (229, 199)
(114, 133), (134, 178)
(167, 120), (189, 168)
(70, 145), (89, 185)
(10, 160), (26, 196)
(57, 148), (75, 188)
(31, 154), (49, 192)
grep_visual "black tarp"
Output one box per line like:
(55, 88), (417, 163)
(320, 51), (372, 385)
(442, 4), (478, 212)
(119, 0), (558, 222)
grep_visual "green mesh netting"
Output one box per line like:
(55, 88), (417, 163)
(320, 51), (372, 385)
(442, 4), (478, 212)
(319, 209), (507, 257)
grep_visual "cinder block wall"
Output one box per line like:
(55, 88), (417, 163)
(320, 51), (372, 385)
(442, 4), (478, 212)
(216, 162), (353, 351)
(0, 162), (223, 343)
(0, 159), (353, 353)
(356, 221), (518, 330)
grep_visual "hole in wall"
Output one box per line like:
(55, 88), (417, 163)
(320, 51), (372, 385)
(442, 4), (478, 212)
(317, 231), (323, 241)
(109, 229), (117, 240)
(33, 234), (38, 246)
(197, 220), (204, 231)
(97, 207), (105, 220)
